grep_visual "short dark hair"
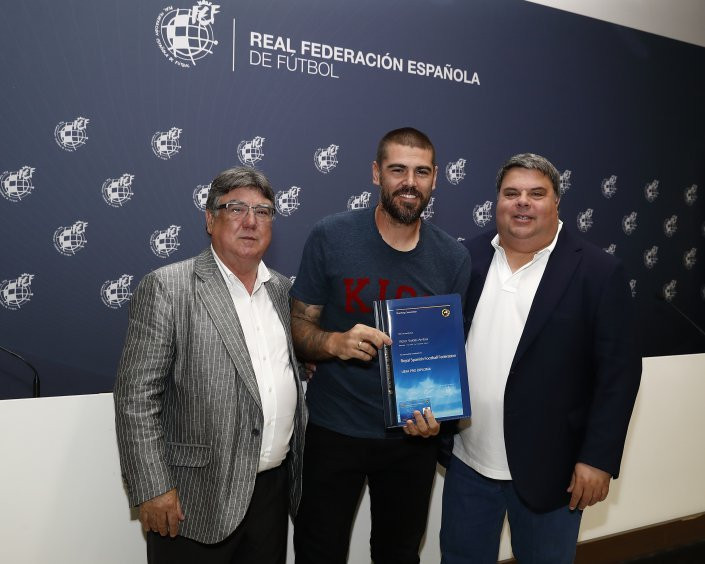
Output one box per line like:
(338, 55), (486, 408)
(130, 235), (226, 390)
(376, 127), (436, 167)
(206, 166), (275, 213)
(495, 153), (561, 199)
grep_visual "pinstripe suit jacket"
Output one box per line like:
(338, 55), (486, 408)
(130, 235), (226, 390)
(114, 248), (307, 544)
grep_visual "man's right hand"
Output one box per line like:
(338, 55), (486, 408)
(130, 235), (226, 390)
(327, 323), (392, 361)
(291, 299), (391, 361)
(139, 488), (185, 538)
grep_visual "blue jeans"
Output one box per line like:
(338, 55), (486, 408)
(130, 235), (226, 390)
(440, 456), (582, 564)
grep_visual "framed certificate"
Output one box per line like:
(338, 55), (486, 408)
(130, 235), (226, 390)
(374, 293), (471, 428)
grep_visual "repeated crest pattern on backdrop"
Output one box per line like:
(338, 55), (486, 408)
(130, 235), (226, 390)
(1, 0), (703, 397)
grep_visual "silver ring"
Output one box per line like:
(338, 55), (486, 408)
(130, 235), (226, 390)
(357, 340), (364, 350)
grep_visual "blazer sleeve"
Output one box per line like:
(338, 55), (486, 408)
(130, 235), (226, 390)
(578, 261), (642, 478)
(113, 271), (176, 506)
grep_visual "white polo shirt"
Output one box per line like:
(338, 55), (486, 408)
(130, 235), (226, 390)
(212, 247), (297, 472)
(453, 222), (562, 479)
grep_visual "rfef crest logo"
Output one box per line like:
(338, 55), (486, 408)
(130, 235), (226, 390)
(663, 215), (678, 238)
(559, 170), (572, 195)
(149, 225), (181, 258)
(663, 280), (677, 303)
(54, 221), (88, 256)
(684, 248), (697, 270)
(601, 175), (617, 198)
(150, 225), (182, 258)
(193, 183), (211, 210)
(577, 209), (594, 233)
(421, 196), (435, 220)
(644, 246), (658, 269)
(622, 212), (637, 235)
(684, 184), (698, 206)
(55, 117), (89, 151)
(473, 200), (493, 227)
(237, 136), (265, 165)
(152, 128), (182, 159)
(155, 2), (220, 68)
(644, 180), (659, 202)
(604, 244), (616, 255)
(347, 191), (371, 211)
(1, 166), (35, 202)
(275, 186), (301, 216)
(0, 274), (35, 310)
(314, 144), (339, 174)
(102, 174), (134, 207)
(101, 275), (134, 309)
(445, 159), (467, 186)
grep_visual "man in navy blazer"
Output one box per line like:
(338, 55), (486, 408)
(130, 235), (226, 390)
(440, 154), (641, 563)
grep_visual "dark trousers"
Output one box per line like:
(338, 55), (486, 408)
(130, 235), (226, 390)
(440, 456), (582, 564)
(147, 464), (288, 564)
(294, 423), (438, 564)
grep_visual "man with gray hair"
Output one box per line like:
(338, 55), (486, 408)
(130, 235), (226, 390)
(440, 153), (641, 563)
(114, 166), (306, 563)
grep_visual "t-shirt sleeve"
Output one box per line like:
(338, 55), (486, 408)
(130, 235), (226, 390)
(290, 222), (329, 306)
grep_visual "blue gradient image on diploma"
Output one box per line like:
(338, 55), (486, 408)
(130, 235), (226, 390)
(398, 398), (431, 422)
(390, 299), (468, 423)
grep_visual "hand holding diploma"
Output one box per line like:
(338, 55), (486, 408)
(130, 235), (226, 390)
(327, 323), (391, 361)
(403, 407), (440, 438)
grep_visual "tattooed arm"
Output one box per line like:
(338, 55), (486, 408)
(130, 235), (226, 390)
(290, 298), (391, 362)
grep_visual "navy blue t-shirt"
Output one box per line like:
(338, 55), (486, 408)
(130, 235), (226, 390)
(291, 207), (471, 438)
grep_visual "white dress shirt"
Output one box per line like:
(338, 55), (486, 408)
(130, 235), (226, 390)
(454, 222), (563, 479)
(212, 247), (297, 472)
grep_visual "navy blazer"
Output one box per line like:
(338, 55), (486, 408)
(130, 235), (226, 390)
(464, 228), (641, 512)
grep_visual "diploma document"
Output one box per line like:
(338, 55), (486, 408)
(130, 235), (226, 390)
(374, 293), (471, 428)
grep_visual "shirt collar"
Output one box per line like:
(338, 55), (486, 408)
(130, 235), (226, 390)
(211, 245), (271, 292)
(491, 220), (563, 258)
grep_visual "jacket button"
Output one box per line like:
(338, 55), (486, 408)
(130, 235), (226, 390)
(251, 428), (260, 437)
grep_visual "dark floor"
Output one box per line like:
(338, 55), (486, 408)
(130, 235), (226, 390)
(625, 541), (705, 563)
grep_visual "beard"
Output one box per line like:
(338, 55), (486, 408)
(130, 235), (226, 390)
(379, 186), (431, 225)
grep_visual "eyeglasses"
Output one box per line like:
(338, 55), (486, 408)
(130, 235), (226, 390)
(215, 201), (276, 221)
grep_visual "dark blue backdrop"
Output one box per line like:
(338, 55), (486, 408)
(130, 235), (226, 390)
(1, 0), (703, 398)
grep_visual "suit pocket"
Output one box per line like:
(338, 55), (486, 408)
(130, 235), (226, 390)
(165, 442), (211, 467)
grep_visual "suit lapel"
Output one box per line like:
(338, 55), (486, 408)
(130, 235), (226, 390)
(512, 229), (583, 366)
(464, 231), (496, 331)
(194, 248), (262, 408)
(468, 245), (494, 315)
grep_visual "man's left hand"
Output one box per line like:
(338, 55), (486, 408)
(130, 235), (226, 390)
(403, 408), (440, 438)
(567, 462), (611, 510)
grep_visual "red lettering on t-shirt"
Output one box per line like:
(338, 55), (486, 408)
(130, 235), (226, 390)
(344, 278), (372, 313)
